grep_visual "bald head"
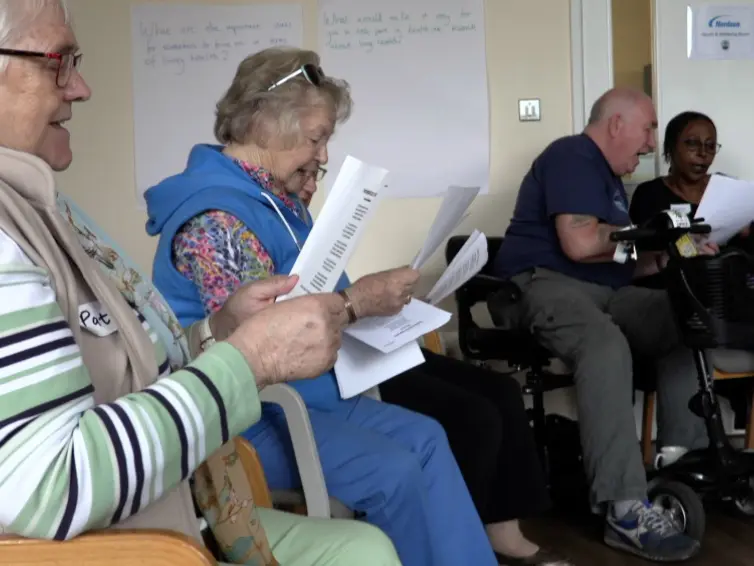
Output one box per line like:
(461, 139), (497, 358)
(584, 87), (657, 177)
(587, 87), (652, 125)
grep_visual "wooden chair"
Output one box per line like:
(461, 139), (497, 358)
(640, 369), (754, 466)
(0, 437), (273, 565)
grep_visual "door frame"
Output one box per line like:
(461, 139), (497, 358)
(570, 0), (614, 132)
(570, 0), (659, 183)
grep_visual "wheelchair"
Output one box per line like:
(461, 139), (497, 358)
(445, 237), (656, 514)
(447, 212), (754, 541)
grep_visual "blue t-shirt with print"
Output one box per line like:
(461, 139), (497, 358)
(493, 134), (635, 289)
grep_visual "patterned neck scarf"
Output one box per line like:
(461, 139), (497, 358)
(56, 193), (189, 370)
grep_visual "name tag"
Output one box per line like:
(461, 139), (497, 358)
(78, 301), (118, 337)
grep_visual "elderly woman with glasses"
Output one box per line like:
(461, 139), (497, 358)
(145, 47), (498, 566)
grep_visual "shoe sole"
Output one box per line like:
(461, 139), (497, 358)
(604, 535), (701, 562)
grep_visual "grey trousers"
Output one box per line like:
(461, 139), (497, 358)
(510, 268), (708, 505)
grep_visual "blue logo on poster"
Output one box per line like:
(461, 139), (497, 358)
(708, 15), (742, 28)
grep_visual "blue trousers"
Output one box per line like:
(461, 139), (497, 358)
(246, 395), (497, 566)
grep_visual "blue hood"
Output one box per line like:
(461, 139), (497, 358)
(144, 144), (270, 237)
(146, 144), (345, 413)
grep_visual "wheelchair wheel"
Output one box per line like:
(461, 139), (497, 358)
(648, 479), (706, 541)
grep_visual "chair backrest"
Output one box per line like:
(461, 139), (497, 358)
(446, 235), (504, 276)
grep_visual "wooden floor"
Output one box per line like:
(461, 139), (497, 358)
(525, 510), (754, 565)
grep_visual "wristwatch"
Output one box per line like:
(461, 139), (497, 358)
(198, 315), (216, 352)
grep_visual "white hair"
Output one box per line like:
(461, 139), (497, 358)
(0, 0), (70, 71)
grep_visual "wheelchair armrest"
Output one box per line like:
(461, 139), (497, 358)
(460, 274), (521, 307)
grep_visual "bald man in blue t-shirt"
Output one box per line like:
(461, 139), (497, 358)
(494, 88), (713, 563)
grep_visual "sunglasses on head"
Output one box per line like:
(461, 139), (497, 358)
(268, 63), (325, 91)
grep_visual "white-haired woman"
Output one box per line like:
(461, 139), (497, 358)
(0, 1), (403, 565)
(146, 47), (498, 566)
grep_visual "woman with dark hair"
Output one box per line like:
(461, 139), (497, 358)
(631, 111), (719, 228)
(630, 111), (753, 431)
(630, 111), (753, 287)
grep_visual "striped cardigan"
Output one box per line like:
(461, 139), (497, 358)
(0, 147), (262, 541)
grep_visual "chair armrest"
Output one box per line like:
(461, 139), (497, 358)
(363, 386), (381, 400)
(460, 274), (520, 307)
(259, 384), (330, 518)
(473, 273), (516, 294)
(477, 275), (521, 303)
(0, 530), (215, 565)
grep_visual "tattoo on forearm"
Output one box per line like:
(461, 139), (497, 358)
(597, 223), (617, 243)
(568, 215), (593, 228)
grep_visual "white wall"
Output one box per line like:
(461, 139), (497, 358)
(59, 0), (573, 309)
(654, 0), (754, 178)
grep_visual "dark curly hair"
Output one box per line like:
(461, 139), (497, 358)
(663, 111), (716, 164)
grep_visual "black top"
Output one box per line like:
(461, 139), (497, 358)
(629, 176), (754, 288)
(630, 177), (698, 226)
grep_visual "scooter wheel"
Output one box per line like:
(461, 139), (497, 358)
(648, 479), (706, 541)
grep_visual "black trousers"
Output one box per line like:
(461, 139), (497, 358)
(379, 349), (551, 524)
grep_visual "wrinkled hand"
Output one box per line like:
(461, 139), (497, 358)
(348, 266), (420, 318)
(227, 293), (348, 387)
(210, 275), (298, 341)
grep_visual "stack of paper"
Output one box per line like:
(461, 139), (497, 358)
(345, 299), (452, 354)
(277, 158), (486, 399)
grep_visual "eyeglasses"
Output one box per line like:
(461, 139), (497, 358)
(300, 166), (327, 182)
(682, 138), (722, 155)
(268, 63), (325, 91)
(0, 48), (82, 87)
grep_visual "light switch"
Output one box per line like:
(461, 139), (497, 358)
(519, 98), (541, 122)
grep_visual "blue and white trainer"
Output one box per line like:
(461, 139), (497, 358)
(604, 501), (701, 562)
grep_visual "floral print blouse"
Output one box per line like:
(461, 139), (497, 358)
(171, 160), (304, 314)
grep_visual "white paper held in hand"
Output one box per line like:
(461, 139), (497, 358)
(411, 185), (481, 270)
(694, 174), (754, 245)
(425, 230), (488, 305)
(277, 155), (388, 301)
(335, 335), (426, 399)
(345, 299), (452, 354)
(270, 155), (426, 398)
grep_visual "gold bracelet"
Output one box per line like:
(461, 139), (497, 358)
(338, 289), (358, 324)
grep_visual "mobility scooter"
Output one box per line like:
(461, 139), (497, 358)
(610, 210), (754, 540)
